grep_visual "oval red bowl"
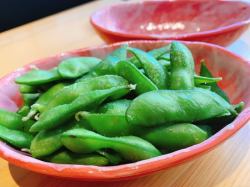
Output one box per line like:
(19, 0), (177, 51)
(90, 0), (250, 46)
(0, 41), (250, 181)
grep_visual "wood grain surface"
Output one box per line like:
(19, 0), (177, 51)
(0, 0), (250, 186)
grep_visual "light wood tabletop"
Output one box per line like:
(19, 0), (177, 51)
(0, 0), (250, 187)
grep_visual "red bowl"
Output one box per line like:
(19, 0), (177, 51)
(0, 41), (250, 181)
(90, 0), (250, 46)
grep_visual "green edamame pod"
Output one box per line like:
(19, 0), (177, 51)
(115, 60), (158, 94)
(91, 45), (127, 76)
(0, 109), (31, 130)
(45, 150), (109, 166)
(19, 84), (37, 93)
(77, 99), (133, 137)
(61, 128), (161, 162)
(130, 45), (170, 68)
(58, 57), (101, 78)
(126, 88), (236, 127)
(30, 122), (77, 158)
(158, 58), (171, 73)
(148, 45), (170, 59)
(22, 93), (40, 106)
(23, 83), (66, 121)
(17, 105), (30, 116)
(77, 112), (131, 137)
(141, 123), (208, 151)
(194, 75), (222, 85)
(44, 75), (128, 112)
(30, 85), (132, 132)
(0, 125), (33, 149)
(200, 61), (230, 102)
(170, 41), (195, 90)
(15, 68), (61, 86)
(98, 99), (131, 115)
(157, 53), (170, 61)
(128, 47), (168, 89)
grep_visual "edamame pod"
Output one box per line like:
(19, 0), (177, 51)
(0, 109), (33, 130)
(22, 93), (40, 106)
(98, 99), (131, 115)
(15, 68), (61, 86)
(61, 128), (161, 162)
(126, 88), (235, 127)
(0, 125), (33, 149)
(58, 57), (101, 78)
(44, 75), (128, 112)
(30, 122), (76, 157)
(128, 47), (168, 89)
(91, 45), (127, 76)
(115, 60), (158, 94)
(141, 123), (208, 151)
(45, 150), (109, 166)
(194, 75), (222, 85)
(23, 83), (66, 121)
(77, 112), (131, 136)
(200, 61), (229, 102)
(30, 85), (132, 132)
(19, 84), (37, 93)
(170, 41), (195, 90)
(130, 45), (170, 68)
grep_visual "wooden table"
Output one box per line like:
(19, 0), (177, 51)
(0, 1), (250, 186)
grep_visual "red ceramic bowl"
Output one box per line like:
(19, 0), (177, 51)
(0, 41), (250, 181)
(90, 0), (250, 46)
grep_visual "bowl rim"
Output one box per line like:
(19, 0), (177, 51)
(0, 40), (250, 181)
(90, 0), (250, 40)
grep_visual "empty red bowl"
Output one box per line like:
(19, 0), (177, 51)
(90, 1), (250, 46)
(0, 40), (250, 181)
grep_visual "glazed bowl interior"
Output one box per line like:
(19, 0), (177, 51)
(91, 0), (250, 38)
(0, 41), (250, 181)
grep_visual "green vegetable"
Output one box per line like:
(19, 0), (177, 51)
(170, 41), (195, 90)
(61, 128), (161, 162)
(0, 125), (33, 149)
(126, 88), (235, 127)
(58, 57), (101, 78)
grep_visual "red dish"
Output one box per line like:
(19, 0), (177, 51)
(0, 40), (249, 181)
(90, 0), (250, 46)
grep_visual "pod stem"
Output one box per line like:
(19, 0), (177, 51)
(128, 84), (137, 91)
(75, 111), (89, 121)
(22, 110), (37, 121)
